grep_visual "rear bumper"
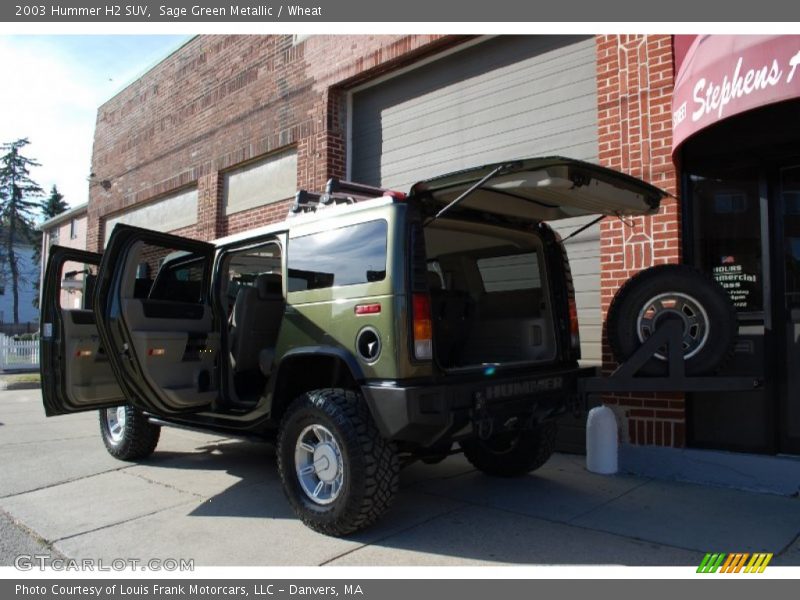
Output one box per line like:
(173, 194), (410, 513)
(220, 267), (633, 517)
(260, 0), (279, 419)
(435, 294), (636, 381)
(361, 365), (595, 447)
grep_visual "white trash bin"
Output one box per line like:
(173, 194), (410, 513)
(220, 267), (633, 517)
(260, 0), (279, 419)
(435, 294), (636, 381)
(586, 405), (618, 475)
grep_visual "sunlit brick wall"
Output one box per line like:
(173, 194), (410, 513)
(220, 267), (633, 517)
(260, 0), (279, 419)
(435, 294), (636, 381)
(596, 34), (685, 447)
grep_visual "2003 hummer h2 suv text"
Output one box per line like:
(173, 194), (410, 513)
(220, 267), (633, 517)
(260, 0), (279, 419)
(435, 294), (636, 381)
(41, 157), (668, 535)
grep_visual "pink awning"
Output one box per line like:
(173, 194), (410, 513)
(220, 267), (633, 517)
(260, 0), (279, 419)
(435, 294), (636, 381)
(672, 35), (800, 154)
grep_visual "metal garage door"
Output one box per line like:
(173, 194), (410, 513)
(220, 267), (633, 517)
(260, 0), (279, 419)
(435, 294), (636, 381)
(350, 35), (601, 364)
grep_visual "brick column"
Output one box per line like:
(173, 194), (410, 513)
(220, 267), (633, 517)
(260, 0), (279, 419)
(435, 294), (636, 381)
(596, 34), (685, 447)
(295, 89), (347, 195)
(197, 172), (223, 241)
(86, 186), (124, 253)
(325, 89), (347, 181)
(86, 205), (102, 254)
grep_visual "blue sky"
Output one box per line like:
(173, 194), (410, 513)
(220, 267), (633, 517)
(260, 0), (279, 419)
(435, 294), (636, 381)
(0, 35), (190, 213)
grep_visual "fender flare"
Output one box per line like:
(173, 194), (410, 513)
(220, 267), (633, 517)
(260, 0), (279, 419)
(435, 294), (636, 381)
(269, 346), (366, 417)
(276, 346), (366, 379)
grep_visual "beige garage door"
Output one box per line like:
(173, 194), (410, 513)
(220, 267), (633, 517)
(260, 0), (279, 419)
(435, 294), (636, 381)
(350, 35), (601, 364)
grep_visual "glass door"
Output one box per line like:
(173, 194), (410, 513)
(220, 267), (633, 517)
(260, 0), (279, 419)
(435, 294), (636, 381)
(779, 164), (800, 454)
(686, 166), (773, 453)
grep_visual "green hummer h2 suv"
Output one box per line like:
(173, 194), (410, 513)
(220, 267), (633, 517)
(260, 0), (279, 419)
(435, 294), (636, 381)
(41, 157), (667, 535)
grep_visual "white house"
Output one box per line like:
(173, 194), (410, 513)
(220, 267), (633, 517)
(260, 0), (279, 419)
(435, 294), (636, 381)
(0, 239), (40, 329)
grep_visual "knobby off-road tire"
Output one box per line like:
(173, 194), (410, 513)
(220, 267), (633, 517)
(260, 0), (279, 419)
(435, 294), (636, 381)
(460, 421), (557, 477)
(277, 388), (400, 536)
(606, 264), (737, 376)
(99, 405), (161, 460)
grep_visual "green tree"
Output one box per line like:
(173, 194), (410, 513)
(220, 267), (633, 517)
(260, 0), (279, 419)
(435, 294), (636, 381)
(31, 185), (69, 309)
(0, 138), (43, 324)
(42, 185), (68, 219)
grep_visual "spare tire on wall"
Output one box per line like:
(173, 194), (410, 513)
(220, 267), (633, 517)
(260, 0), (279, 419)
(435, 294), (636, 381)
(606, 264), (738, 376)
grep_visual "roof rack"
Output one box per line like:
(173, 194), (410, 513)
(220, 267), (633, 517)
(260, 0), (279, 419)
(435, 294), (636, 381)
(289, 190), (325, 215)
(325, 178), (390, 198)
(289, 178), (405, 216)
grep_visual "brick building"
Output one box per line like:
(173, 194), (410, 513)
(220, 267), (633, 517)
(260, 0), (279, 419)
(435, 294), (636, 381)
(83, 34), (800, 486)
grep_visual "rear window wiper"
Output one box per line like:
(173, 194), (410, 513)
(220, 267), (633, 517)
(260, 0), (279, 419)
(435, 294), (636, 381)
(423, 161), (522, 227)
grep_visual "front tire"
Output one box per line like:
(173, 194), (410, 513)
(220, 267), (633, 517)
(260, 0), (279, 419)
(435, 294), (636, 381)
(277, 388), (400, 536)
(99, 405), (161, 460)
(460, 421), (557, 477)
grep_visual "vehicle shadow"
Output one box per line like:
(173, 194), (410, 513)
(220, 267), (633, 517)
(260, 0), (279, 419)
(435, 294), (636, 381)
(136, 439), (292, 519)
(129, 439), (703, 565)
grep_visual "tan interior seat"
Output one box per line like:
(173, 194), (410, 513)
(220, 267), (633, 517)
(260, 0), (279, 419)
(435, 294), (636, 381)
(229, 273), (284, 374)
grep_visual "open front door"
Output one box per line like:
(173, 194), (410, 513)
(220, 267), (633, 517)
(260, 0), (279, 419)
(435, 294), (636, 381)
(94, 225), (219, 415)
(41, 247), (125, 416)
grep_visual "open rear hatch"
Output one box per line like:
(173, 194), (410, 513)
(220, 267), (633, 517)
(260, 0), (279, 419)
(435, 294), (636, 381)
(409, 157), (669, 372)
(409, 156), (668, 224)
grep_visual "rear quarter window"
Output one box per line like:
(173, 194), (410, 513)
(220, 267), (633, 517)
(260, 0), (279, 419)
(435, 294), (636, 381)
(288, 220), (388, 292)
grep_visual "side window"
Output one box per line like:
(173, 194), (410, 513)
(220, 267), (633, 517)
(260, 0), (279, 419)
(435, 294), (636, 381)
(477, 252), (542, 293)
(59, 260), (98, 310)
(138, 246), (208, 304)
(288, 220), (388, 292)
(223, 243), (283, 312)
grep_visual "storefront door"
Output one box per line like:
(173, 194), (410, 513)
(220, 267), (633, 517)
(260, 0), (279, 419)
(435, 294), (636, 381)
(777, 164), (800, 454)
(687, 162), (800, 455)
(686, 165), (774, 454)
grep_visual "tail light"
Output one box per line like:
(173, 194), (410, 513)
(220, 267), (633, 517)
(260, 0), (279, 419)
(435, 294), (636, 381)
(383, 190), (407, 201)
(412, 293), (433, 360)
(568, 297), (580, 352)
(409, 221), (432, 361)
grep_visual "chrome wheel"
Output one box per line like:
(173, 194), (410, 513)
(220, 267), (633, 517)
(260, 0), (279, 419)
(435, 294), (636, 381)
(636, 292), (710, 360)
(104, 406), (127, 444)
(294, 424), (344, 505)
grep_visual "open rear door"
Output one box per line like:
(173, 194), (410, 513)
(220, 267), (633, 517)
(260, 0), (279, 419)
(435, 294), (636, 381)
(94, 225), (219, 415)
(41, 247), (125, 416)
(409, 156), (669, 223)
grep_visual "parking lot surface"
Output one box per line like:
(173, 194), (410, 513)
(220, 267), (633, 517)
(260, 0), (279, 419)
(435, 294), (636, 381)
(1, 388), (798, 567)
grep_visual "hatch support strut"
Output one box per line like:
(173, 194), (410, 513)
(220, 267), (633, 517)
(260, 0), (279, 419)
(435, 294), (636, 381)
(424, 161), (522, 227)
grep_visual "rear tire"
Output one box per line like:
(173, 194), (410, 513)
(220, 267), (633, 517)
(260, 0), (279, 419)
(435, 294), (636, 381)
(460, 421), (557, 477)
(607, 264), (737, 376)
(99, 405), (160, 461)
(277, 388), (400, 536)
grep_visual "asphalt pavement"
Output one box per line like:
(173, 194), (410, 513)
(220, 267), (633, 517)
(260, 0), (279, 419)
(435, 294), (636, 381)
(0, 509), (60, 567)
(0, 388), (798, 567)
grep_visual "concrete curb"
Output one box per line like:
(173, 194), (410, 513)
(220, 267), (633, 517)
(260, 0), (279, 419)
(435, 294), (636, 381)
(620, 443), (800, 496)
(0, 381), (41, 391)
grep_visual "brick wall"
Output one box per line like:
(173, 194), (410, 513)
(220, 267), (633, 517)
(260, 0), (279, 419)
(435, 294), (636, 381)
(596, 35), (685, 447)
(136, 223), (202, 278)
(88, 34), (458, 252)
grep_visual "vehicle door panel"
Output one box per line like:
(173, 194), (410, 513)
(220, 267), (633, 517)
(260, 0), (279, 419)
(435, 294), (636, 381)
(41, 247), (125, 416)
(95, 225), (218, 414)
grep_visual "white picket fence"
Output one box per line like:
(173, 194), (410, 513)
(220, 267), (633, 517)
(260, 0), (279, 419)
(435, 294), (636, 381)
(0, 335), (40, 371)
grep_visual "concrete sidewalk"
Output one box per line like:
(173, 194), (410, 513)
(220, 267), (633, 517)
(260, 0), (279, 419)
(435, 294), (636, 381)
(0, 388), (798, 567)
